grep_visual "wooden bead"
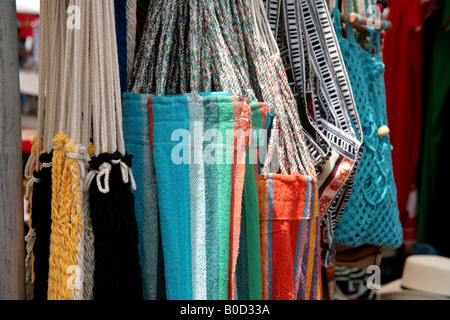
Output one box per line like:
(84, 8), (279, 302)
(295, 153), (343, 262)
(377, 125), (390, 137)
(347, 12), (360, 24)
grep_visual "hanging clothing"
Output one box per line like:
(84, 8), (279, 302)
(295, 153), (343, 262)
(17, 13), (39, 39)
(417, 0), (450, 256)
(382, 0), (432, 243)
(333, 243), (383, 269)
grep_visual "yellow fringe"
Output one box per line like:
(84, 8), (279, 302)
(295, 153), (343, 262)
(47, 133), (83, 300)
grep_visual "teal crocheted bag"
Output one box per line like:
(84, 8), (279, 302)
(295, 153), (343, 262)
(331, 3), (403, 249)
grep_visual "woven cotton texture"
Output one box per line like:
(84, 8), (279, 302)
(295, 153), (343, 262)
(332, 7), (403, 248)
(260, 0), (363, 267)
(124, 0), (323, 300)
(258, 174), (322, 300)
(149, 93), (252, 300)
(29, 152), (53, 300)
(235, 102), (269, 300)
(122, 92), (166, 300)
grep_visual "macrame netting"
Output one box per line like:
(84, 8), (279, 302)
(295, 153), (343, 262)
(331, 4), (402, 248)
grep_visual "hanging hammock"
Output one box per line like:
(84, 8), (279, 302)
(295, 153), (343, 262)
(124, 0), (323, 300)
(24, 0), (143, 300)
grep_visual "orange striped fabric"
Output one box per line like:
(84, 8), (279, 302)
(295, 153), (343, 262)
(228, 99), (253, 300)
(258, 174), (322, 300)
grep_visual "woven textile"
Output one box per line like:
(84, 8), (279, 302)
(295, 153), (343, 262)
(331, 6), (402, 248)
(149, 92), (252, 300)
(125, 0), (323, 300)
(262, 0), (363, 267)
(235, 102), (269, 300)
(88, 152), (144, 300)
(334, 243), (383, 269)
(334, 267), (377, 300)
(29, 152), (53, 300)
(122, 92), (166, 300)
(258, 174), (322, 300)
(228, 98), (253, 300)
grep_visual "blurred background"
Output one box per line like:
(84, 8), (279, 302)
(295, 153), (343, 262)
(16, 0), (39, 227)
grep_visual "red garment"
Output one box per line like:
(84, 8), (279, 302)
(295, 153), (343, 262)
(17, 13), (38, 39)
(383, 0), (432, 243)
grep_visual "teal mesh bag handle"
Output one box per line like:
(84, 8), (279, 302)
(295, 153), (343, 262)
(331, 0), (403, 249)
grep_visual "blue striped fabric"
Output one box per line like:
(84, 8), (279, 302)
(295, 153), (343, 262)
(149, 93), (239, 300)
(150, 95), (193, 300)
(122, 93), (165, 300)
